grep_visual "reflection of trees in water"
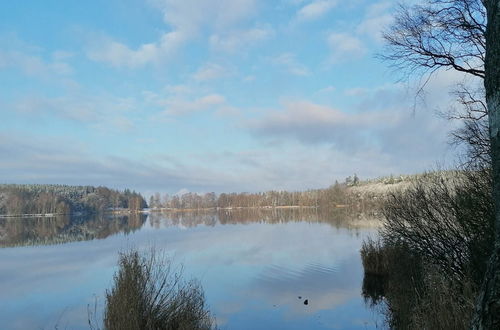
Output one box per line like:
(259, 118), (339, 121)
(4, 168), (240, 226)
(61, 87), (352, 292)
(148, 207), (379, 230)
(0, 213), (146, 247)
(362, 274), (388, 308)
(148, 211), (218, 229)
(0, 208), (377, 247)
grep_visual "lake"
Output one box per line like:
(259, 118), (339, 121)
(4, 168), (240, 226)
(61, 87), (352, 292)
(0, 208), (384, 329)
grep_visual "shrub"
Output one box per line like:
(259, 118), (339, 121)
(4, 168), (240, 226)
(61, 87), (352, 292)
(382, 169), (494, 286)
(361, 169), (493, 329)
(104, 249), (216, 330)
(410, 268), (476, 330)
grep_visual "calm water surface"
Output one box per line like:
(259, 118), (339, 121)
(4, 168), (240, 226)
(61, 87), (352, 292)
(0, 209), (383, 329)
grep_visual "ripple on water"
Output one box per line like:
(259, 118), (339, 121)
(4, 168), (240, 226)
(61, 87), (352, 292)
(256, 262), (339, 288)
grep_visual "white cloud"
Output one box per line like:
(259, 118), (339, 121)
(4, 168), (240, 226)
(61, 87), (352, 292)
(316, 85), (336, 94)
(163, 84), (193, 95)
(243, 75), (256, 82)
(51, 50), (74, 61)
(161, 94), (227, 116)
(296, 0), (338, 21)
(0, 133), (194, 191)
(0, 126), (451, 194)
(247, 100), (395, 147)
(209, 26), (274, 52)
(88, 0), (260, 67)
(284, 0), (308, 6)
(87, 31), (187, 68)
(0, 50), (73, 77)
(143, 84), (229, 117)
(271, 53), (310, 76)
(344, 87), (367, 97)
(327, 32), (366, 62)
(356, 15), (393, 41)
(193, 63), (232, 81)
(244, 79), (455, 168)
(320, 1), (394, 64)
(153, 0), (258, 33)
(12, 94), (137, 131)
(356, 1), (394, 42)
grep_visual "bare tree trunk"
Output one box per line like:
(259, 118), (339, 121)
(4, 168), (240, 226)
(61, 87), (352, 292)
(472, 0), (500, 328)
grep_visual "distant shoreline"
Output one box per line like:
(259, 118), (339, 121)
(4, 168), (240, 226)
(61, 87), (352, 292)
(145, 205), (321, 212)
(0, 204), (354, 218)
(0, 213), (68, 218)
(0, 209), (140, 218)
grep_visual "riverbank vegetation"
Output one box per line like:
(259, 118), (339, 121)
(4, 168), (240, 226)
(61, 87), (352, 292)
(361, 169), (494, 328)
(103, 249), (216, 330)
(360, 0), (500, 327)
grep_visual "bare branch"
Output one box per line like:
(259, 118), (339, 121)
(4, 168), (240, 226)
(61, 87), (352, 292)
(381, 0), (486, 80)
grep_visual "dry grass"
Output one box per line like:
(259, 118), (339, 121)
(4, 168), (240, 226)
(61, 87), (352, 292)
(104, 248), (216, 330)
(410, 269), (476, 330)
(360, 237), (390, 276)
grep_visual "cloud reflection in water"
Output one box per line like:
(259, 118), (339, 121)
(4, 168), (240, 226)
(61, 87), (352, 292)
(0, 210), (380, 329)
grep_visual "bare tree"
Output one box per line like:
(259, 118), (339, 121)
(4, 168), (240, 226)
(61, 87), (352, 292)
(383, 0), (490, 165)
(380, 0), (500, 327)
(382, 170), (494, 285)
(445, 83), (491, 168)
(382, 0), (486, 80)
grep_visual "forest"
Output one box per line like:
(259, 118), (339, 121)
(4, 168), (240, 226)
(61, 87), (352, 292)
(148, 186), (349, 209)
(0, 174), (404, 217)
(147, 174), (400, 211)
(0, 184), (147, 216)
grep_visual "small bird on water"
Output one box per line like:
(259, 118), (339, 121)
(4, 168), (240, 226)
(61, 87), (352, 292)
(304, 299), (308, 305)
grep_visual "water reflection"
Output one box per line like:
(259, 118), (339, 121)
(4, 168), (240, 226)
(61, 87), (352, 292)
(0, 208), (377, 247)
(362, 274), (388, 307)
(251, 258), (358, 315)
(0, 213), (146, 247)
(150, 207), (378, 229)
(0, 209), (382, 329)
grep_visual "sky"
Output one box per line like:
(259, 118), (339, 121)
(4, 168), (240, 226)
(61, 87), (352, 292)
(0, 0), (470, 194)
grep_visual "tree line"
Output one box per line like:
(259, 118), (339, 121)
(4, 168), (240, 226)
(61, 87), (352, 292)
(147, 176), (385, 211)
(0, 184), (147, 216)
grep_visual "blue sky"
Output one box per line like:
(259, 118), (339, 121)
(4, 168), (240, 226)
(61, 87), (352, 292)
(0, 0), (466, 194)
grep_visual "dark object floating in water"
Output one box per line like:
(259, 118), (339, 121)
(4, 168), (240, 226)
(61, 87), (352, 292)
(304, 299), (308, 305)
(298, 296), (302, 299)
